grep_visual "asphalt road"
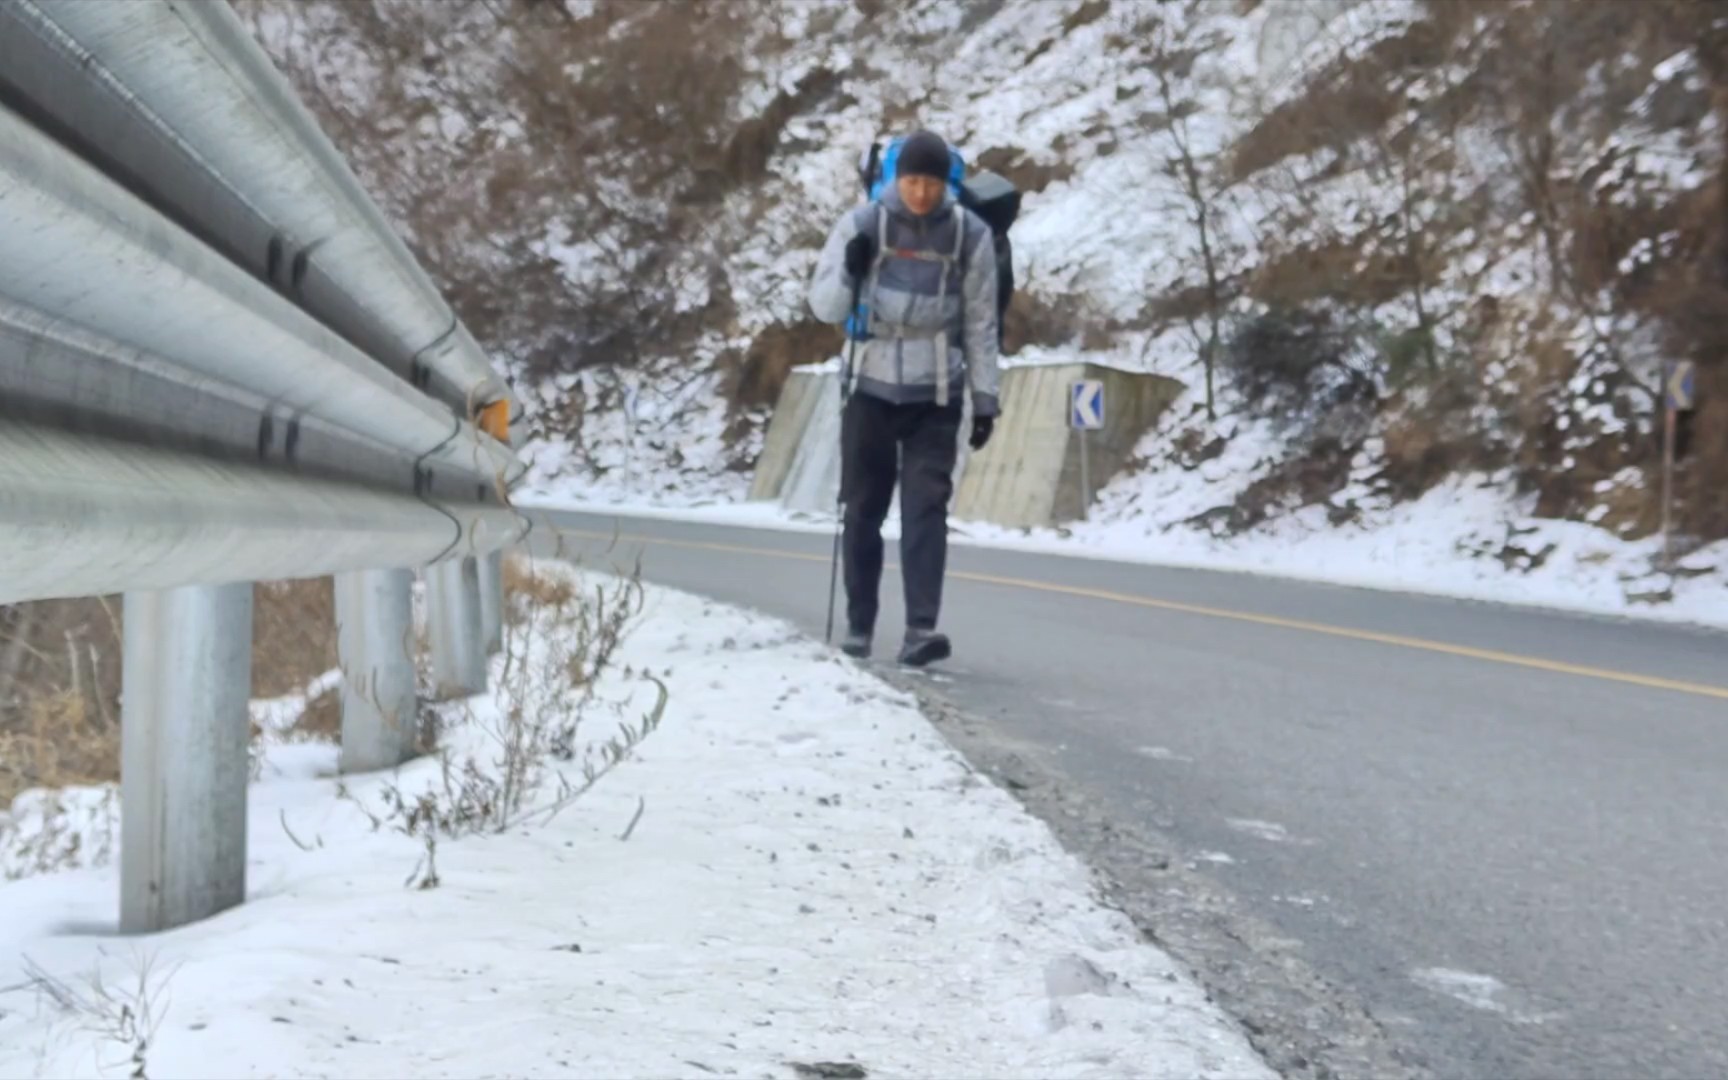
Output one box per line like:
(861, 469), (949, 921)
(531, 508), (1728, 1080)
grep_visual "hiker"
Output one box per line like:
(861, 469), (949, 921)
(807, 129), (1002, 667)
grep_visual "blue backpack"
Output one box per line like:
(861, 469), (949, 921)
(862, 137), (967, 202)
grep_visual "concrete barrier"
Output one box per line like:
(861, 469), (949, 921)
(953, 364), (1072, 528)
(960, 363), (1183, 527)
(747, 367), (827, 502)
(751, 361), (1182, 529)
(778, 370), (843, 515)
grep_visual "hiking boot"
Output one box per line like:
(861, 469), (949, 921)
(897, 628), (951, 668)
(840, 628), (872, 659)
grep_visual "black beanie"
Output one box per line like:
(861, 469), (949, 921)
(897, 130), (950, 182)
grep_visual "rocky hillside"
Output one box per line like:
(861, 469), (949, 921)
(238, 0), (1728, 551)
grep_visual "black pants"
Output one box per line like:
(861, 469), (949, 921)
(840, 393), (962, 635)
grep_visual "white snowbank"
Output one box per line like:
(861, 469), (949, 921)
(0, 572), (1268, 1080)
(958, 473), (1728, 629)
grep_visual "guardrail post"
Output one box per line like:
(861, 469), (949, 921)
(426, 556), (486, 697)
(479, 550), (504, 656)
(335, 568), (419, 772)
(120, 582), (253, 934)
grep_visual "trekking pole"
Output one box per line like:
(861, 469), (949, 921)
(824, 276), (864, 644)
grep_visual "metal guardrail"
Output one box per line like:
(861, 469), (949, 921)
(0, 0), (525, 437)
(0, 1), (534, 933)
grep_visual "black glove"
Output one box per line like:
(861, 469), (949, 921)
(844, 232), (877, 281)
(969, 415), (995, 451)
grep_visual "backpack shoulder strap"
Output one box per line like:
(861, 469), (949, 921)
(858, 203), (889, 339)
(953, 208), (968, 410)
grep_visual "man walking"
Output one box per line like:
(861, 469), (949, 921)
(807, 130), (1001, 666)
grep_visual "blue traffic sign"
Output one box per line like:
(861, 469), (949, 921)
(1666, 360), (1696, 412)
(1071, 379), (1104, 430)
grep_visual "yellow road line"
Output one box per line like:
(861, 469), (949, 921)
(551, 527), (1728, 702)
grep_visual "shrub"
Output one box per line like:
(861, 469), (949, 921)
(1223, 306), (1373, 415)
(342, 558), (664, 889)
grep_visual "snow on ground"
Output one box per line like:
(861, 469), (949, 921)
(518, 357), (757, 508)
(0, 570), (1269, 1080)
(1, 787), (118, 884)
(250, 669), (343, 739)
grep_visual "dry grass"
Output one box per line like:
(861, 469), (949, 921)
(1378, 378), (1497, 501)
(1230, 15), (1446, 182)
(20, 950), (173, 1078)
(1061, 0), (1109, 35)
(1228, 437), (1360, 533)
(0, 690), (121, 807)
(1003, 289), (1113, 355)
(713, 67), (841, 192)
(346, 557), (661, 889)
(290, 686), (343, 741)
(502, 555), (577, 618)
(0, 594), (123, 805)
(720, 320), (841, 415)
(0, 577), (351, 809)
(252, 579), (339, 699)
(1247, 238), (1412, 311)
(972, 146), (1077, 195)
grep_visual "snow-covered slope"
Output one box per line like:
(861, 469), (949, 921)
(242, 0), (1727, 619)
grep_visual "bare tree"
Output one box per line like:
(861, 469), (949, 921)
(1132, 1), (1241, 418)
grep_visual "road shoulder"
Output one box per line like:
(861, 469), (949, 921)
(882, 671), (1428, 1080)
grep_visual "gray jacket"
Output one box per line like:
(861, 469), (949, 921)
(807, 186), (1001, 417)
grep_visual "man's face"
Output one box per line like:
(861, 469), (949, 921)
(897, 174), (945, 216)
